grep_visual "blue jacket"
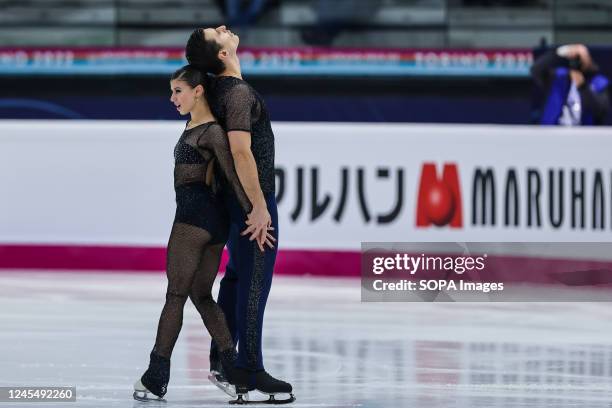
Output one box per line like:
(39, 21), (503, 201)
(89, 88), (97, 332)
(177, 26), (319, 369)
(540, 67), (609, 125)
(531, 50), (610, 125)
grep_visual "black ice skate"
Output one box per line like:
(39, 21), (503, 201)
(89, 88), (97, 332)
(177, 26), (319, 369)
(133, 351), (170, 402)
(230, 369), (295, 405)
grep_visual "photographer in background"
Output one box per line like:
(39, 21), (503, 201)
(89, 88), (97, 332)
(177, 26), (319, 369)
(531, 44), (609, 126)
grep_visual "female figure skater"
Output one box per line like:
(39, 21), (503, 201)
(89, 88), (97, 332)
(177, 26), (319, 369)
(133, 65), (268, 402)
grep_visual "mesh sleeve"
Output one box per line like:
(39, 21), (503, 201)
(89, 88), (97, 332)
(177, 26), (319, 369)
(224, 83), (254, 132)
(199, 124), (253, 214)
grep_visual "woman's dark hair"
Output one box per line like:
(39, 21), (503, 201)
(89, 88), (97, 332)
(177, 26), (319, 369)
(170, 65), (206, 88)
(171, 65), (216, 105)
(185, 28), (225, 75)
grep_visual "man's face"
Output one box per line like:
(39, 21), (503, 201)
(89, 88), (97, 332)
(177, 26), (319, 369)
(202, 25), (239, 53)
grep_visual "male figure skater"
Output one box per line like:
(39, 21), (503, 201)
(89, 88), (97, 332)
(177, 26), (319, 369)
(186, 26), (294, 404)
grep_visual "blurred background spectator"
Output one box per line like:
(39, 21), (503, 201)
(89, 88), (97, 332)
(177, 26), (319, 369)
(215, 0), (277, 28)
(0, 0), (611, 124)
(531, 44), (609, 126)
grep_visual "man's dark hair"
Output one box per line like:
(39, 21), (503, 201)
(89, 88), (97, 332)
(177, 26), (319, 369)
(185, 28), (225, 75)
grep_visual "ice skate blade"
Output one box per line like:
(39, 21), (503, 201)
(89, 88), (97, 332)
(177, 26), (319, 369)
(133, 390), (167, 403)
(208, 373), (237, 398)
(229, 393), (295, 405)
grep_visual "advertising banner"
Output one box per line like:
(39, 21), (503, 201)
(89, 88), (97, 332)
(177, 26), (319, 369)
(1, 121), (611, 274)
(0, 47), (532, 77)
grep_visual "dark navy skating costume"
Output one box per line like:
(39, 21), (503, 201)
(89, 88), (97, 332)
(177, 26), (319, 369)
(207, 76), (294, 402)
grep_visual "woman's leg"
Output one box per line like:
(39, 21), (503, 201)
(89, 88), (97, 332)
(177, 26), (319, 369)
(209, 227), (239, 370)
(153, 222), (212, 357)
(189, 243), (237, 370)
(139, 223), (211, 398)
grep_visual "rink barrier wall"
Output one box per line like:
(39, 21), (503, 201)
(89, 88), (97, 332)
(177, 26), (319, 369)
(0, 245), (359, 277)
(3, 244), (612, 286)
(2, 121), (612, 280)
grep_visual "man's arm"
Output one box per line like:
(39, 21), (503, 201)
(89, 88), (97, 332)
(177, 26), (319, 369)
(228, 130), (273, 251)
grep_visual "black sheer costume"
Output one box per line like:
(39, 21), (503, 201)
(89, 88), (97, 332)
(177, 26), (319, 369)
(207, 76), (275, 194)
(149, 121), (251, 362)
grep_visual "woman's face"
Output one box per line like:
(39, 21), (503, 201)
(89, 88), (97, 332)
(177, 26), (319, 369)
(169, 79), (201, 115)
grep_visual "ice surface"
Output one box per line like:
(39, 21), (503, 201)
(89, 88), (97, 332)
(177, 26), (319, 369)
(1, 272), (612, 407)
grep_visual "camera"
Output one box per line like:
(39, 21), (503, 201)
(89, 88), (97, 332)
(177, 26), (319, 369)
(568, 56), (582, 71)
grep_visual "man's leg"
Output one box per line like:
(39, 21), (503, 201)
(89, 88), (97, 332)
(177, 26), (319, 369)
(235, 192), (278, 370)
(229, 194), (293, 400)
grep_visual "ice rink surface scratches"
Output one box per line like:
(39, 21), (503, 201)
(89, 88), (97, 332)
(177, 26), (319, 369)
(0, 272), (612, 407)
